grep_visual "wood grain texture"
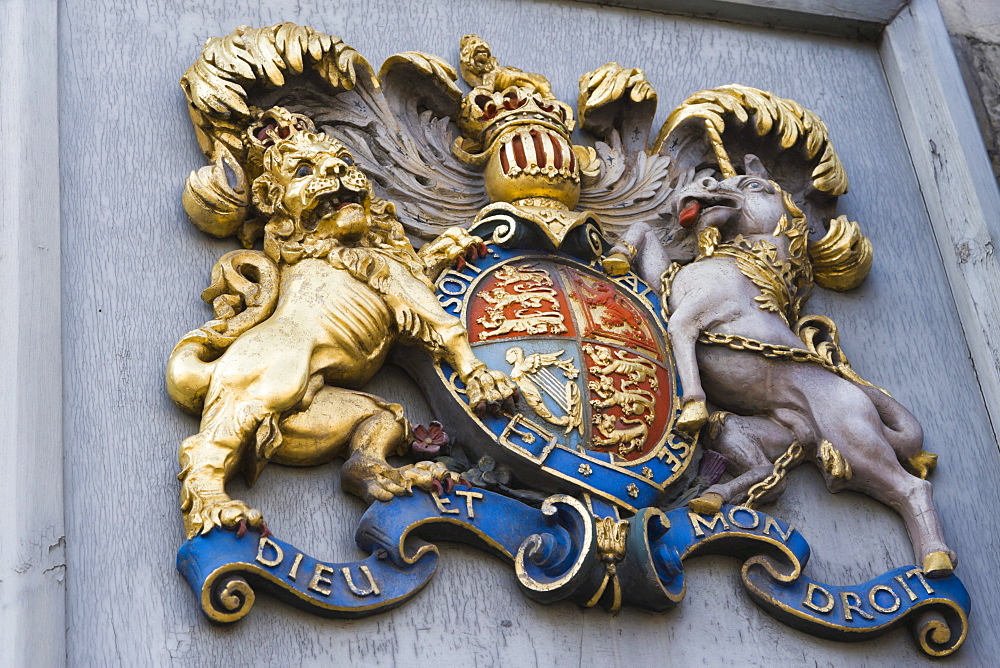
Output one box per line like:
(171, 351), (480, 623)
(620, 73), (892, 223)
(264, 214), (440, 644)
(881, 0), (1000, 451)
(575, 0), (908, 40)
(0, 1), (66, 665)
(58, 0), (1000, 664)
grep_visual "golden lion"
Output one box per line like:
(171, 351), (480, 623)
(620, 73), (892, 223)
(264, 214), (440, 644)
(167, 130), (514, 538)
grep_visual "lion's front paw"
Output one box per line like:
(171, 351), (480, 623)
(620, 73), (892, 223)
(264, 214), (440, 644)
(343, 457), (457, 504)
(419, 227), (488, 280)
(465, 368), (517, 413)
(399, 460), (456, 492)
(185, 496), (264, 538)
(357, 471), (413, 503)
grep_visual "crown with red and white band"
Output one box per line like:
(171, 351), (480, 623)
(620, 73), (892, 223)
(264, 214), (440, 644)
(458, 85), (576, 154)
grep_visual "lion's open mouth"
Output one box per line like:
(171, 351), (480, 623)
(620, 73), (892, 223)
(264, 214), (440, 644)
(303, 188), (368, 232)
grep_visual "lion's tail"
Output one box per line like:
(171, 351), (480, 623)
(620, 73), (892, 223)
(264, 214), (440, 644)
(166, 332), (223, 415)
(167, 250), (280, 415)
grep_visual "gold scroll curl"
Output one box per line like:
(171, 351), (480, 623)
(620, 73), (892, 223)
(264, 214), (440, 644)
(809, 215), (873, 291)
(654, 84), (848, 196)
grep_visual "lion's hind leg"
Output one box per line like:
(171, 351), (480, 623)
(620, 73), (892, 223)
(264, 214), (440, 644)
(179, 336), (313, 539)
(179, 394), (273, 539)
(341, 397), (455, 505)
(271, 385), (375, 467)
(276, 386), (453, 505)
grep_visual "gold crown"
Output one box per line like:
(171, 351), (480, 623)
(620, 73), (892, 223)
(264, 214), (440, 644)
(455, 35), (575, 155)
(458, 85), (575, 153)
(243, 107), (317, 179)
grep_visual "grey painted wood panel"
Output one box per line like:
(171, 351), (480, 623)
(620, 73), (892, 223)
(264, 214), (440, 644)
(59, 0), (1000, 664)
(0, 1), (66, 666)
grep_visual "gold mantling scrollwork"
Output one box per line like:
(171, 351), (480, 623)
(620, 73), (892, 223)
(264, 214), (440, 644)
(654, 84), (848, 196)
(585, 516), (631, 612)
(808, 215), (874, 292)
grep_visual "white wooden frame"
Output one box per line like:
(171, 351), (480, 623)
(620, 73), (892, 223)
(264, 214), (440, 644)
(4, 0), (997, 663)
(580, 0), (908, 38)
(0, 1), (65, 666)
(880, 0), (1000, 449)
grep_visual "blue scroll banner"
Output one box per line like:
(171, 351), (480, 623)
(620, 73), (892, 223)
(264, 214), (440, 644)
(177, 489), (970, 656)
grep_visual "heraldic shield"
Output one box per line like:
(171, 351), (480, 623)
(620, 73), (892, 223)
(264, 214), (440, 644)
(169, 24), (971, 657)
(413, 245), (691, 513)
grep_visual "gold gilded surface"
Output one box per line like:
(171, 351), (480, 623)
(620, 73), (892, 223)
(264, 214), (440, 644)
(181, 27), (368, 242)
(809, 215), (873, 291)
(817, 439), (853, 483)
(655, 84), (849, 197)
(658, 87), (876, 334)
(577, 62), (656, 132)
(917, 609), (968, 658)
(687, 491), (724, 515)
(922, 551), (956, 579)
(168, 125), (514, 538)
(792, 314), (884, 391)
(417, 226), (488, 281)
(587, 516), (630, 612)
(905, 450), (939, 480)
(595, 516), (630, 565)
(676, 399), (709, 435)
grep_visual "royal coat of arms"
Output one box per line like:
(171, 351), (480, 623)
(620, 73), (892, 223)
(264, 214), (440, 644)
(166, 25), (970, 655)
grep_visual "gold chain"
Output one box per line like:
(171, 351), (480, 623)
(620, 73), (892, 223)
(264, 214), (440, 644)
(700, 331), (838, 509)
(698, 331), (837, 371)
(744, 441), (805, 509)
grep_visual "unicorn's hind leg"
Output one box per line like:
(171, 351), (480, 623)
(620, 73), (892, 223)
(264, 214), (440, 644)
(810, 384), (956, 576)
(842, 450), (955, 577)
(855, 383), (937, 479)
(689, 413), (795, 513)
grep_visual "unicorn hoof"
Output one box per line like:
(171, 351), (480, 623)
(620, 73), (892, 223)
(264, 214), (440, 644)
(677, 400), (709, 434)
(905, 450), (938, 479)
(922, 551), (955, 579)
(688, 492), (724, 515)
